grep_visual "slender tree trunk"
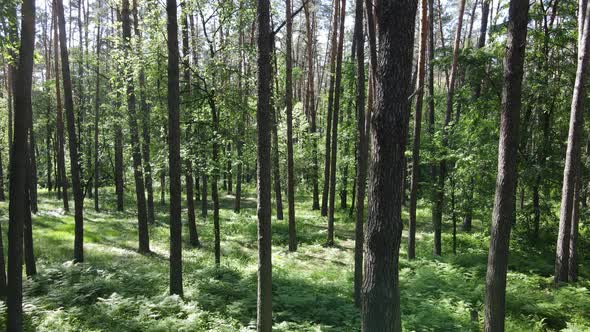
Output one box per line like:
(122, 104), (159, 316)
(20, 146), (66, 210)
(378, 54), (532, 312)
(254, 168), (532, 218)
(568, 175), (581, 282)
(57, 0), (85, 262)
(326, 0), (346, 246)
(555, 0), (590, 284)
(234, 22), (246, 213)
(256, 0), (273, 325)
(7, 0), (35, 327)
(201, 172), (208, 217)
(321, 0), (340, 217)
(408, 0), (429, 260)
(286, 0), (297, 252)
(0, 215), (6, 298)
(209, 96), (222, 267)
(226, 143), (233, 194)
(186, 159), (200, 247)
(93, 12), (101, 212)
(361, 0), (417, 329)
(483, 2), (529, 330)
(271, 43), (284, 220)
(24, 146), (36, 276)
(115, 124), (124, 211)
(122, 0), (150, 254)
(304, 0), (320, 210)
(167, 0), (183, 296)
(134, 0), (155, 225)
(0, 146), (5, 201)
(353, 0), (366, 306)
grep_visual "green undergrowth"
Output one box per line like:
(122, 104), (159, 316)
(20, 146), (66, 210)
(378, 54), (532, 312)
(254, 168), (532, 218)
(0, 189), (588, 331)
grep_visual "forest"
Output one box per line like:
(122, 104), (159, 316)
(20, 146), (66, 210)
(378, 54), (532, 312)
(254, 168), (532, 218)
(0, 0), (589, 330)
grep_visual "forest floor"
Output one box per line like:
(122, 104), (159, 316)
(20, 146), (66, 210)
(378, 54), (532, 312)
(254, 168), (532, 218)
(0, 188), (589, 331)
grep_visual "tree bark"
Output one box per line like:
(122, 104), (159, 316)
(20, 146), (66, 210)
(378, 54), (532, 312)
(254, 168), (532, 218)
(555, 0), (590, 284)
(361, 0), (417, 329)
(256, 0), (273, 326)
(134, 0), (156, 225)
(56, 0), (85, 262)
(353, 0), (366, 306)
(408, 0), (428, 260)
(321, 0), (340, 217)
(7, 0), (35, 327)
(304, 0), (320, 210)
(115, 124), (124, 211)
(271, 42), (284, 220)
(483, 1), (529, 330)
(94, 10), (101, 212)
(167, 0), (183, 296)
(122, 0), (150, 254)
(326, 0), (346, 246)
(286, 0), (297, 252)
(186, 159), (200, 247)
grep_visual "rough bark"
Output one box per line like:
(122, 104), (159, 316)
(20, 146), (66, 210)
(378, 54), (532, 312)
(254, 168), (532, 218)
(7, 0), (35, 327)
(554, 0), (590, 284)
(186, 159), (200, 247)
(326, 0), (346, 246)
(115, 124), (124, 211)
(256, 0), (273, 326)
(408, 0), (428, 260)
(321, 0), (340, 217)
(353, 0), (366, 306)
(271, 42), (284, 220)
(286, 0), (297, 252)
(361, 0), (417, 329)
(134, 0), (155, 224)
(167, 0), (183, 296)
(57, 0), (85, 262)
(122, 0), (150, 254)
(94, 12), (101, 212)
(483, 2), (529, 330)
(304, 0), (320, 210)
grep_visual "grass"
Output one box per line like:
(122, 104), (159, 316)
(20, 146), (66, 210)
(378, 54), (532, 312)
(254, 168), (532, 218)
(0, 186), (588, 331)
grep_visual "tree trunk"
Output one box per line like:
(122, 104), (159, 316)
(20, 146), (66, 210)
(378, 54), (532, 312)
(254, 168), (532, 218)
(555, 0), (590, 284)
(286, 0), (297, 252)
(52, 5), (66, 208)
(361, 0), (417, 329)
(0, 146), (5, 201)
(321, 0), (340, 217)
(186, 159), (200, 247)
(483, 2), (529, 330)
(226, 143), (233, 194)
(568, 175), (581, 282)
(134, 0), (155, 225)
(256, 0), (273, 326)
(122, 0), (150, 254)
(115, 124), (124, 211)
(7, 0), (35, 327)
(326, 0), (346, 246)
(271, 43), (284, 220)
(94, 12), (101, 212)
(201, 172), (208, 217)
(408, 0), (428, 260)
(167, 0), (183, 296)
(353, 0), (366, 306)
(304, 0), (320, 211)
(56, 0), (85, 262)
(433, 0), (466, 256)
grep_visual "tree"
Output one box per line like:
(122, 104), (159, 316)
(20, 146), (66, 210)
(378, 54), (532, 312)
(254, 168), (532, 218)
(353, 0), (366, 306)
(484, 1), (529, 330)
(167, 0), (183, 297)
(326, 0), (346, 246)
(133, 0), (156, 224)
(321, 0), (340, 217)
(286, 0), (297, 252)
(408, 0), (428, 260)
(122, 0), (150, 254)
(360, 0), (417, 329)
(56, 0), (85, 263)
(433, 0), (465, 256)
(93, 1), (101, 211)
(256, 0), (273, 327)
(53, 1), (69, 212)
(554, 0), (590, 284)
(303, 0), (320, 210)
(6, 0), (35, 328)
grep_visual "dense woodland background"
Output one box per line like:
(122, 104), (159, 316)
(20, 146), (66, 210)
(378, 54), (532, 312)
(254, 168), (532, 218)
(0, 0), (590, 330)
